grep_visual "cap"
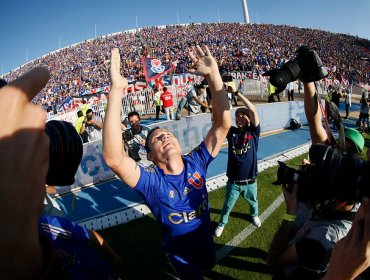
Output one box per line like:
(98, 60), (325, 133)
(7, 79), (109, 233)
(235, 107), (250, 117)
(344, 128), (364, 153)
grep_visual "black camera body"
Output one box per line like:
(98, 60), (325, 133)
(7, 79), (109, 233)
(264, 46), (328, 93)
(123, 129), (134, 142)
(274, 144), (370, 203)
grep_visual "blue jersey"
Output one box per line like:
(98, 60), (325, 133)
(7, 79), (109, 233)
(226, 124), (260, 180)
(39, 216), (115, 279)
(136, 142), (214, 259)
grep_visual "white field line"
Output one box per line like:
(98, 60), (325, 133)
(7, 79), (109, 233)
(216, 194), (284, 261)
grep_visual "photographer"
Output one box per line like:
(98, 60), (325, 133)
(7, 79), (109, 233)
(122, 111), (150, 162)
(80, 108), (104, 142)
(266, 46), (366, 279)
(325, 197), (370, 280)
(75, 110), (89, 143)
(0, 68), (121, 278)
(267, 180), (353, 279)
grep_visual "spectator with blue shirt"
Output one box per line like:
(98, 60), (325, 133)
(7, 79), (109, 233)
(103, 46), (231, 279)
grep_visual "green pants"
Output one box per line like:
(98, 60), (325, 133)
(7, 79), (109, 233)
(218, 180), (259, 227)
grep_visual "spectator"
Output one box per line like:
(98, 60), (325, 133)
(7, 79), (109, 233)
(103, 46), (231, 279)
(268, 82), (277, 103)
(3, 23), (369, 112)
(175, 85), (210, 120)
(343, 88), (352, 119)
(287, 81), (294, 101)
(80, 98), (90, 116)
(194, 85), (208, 113)
(80, 108), (103, 142)
(329, 85), (341, 110)
(122, 111), (151, 162)
(152, 86), (162, 120)
(215, 92), (261, 238)
(160, 86), (175, 120)
(75, 110), (88, 143)
(358, 93), (369, 133)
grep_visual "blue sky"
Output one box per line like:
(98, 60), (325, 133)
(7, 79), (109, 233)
(1, 0), (369, 75)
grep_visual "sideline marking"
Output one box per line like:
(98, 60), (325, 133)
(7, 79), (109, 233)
(215, 143), (310, 261)
(216, 194), (284, 261)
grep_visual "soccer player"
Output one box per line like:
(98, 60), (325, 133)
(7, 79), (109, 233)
(103, 46), (231, 279)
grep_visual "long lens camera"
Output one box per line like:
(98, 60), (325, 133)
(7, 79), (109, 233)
(273, 144), (370, 202)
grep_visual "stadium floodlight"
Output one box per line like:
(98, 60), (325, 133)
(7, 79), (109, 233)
(241, 0), (250, 24)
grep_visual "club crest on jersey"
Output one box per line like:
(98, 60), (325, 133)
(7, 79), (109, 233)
(169, 190), (175, 199)
(188, 171), (204, 189)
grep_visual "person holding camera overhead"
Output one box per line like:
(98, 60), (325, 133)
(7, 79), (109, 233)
(267, 46), (366, 279)
(215, 91), (261, 237)
(80, 108), (103, 142)
(122, 111), (151, 162)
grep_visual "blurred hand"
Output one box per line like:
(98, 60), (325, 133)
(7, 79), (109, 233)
(0, 67), (50, 276)
(282, 183), (298, 214)
(110, 48), (128, 91)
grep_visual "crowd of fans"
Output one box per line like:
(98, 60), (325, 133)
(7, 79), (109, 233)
(2, 23), (369, 111)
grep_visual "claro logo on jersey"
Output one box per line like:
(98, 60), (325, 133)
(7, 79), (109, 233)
(168, 197), (208, 225)
(188, 171), (204, 189)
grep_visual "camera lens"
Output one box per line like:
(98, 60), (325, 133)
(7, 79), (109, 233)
(44, 120), (83, 186)
(269, 61), (301, 89)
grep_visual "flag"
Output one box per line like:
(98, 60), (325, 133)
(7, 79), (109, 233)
(241, 48), (249, 55)
(142, 57), (174, 82)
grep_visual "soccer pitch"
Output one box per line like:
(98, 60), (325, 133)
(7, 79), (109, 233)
(99, 154), (307, 279)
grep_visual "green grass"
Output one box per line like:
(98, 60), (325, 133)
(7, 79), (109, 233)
(99, 154), (307, 279)
(99, 130), (370, 279)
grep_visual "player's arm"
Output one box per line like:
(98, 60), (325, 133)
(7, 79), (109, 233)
(188, 45), (231, 157)
(103, 48), (140, 188)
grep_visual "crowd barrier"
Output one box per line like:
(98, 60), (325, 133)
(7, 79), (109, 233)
(53, 101), (308, 195)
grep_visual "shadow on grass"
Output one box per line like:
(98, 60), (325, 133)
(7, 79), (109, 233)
(205, 245), (274, 278)
(100, 216), (177, 279)
(210, 207), (253, 223)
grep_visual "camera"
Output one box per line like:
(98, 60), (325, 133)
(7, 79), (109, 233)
(45, 120), (83, 186)
(263, 46), (328, 93)
(123, 129), (134, 142)
(273, 144), (370, 203)
(220, 70), (233, 83)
